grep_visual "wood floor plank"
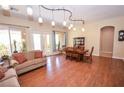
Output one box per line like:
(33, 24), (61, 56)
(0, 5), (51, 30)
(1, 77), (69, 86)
(18, 55), (124, 87)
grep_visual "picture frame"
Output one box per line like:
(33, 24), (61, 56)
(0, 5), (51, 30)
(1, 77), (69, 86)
(118, 30), (124, 41)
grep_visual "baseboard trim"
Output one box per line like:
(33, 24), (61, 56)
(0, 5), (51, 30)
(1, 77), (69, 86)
(112, 56), (124, 60)
(93, 54), (124, 61)
(93, 54), (99, 56)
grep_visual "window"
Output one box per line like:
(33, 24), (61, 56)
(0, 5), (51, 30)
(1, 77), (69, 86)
(55, 32), (66, 51)
(0, 25), (24, 57)
(55, 34), (60, 50)
(0, 29), (11, 56)
(33, 34), (41, 50)
(10, 30), (22, 52)
(46, 34), (50, 48)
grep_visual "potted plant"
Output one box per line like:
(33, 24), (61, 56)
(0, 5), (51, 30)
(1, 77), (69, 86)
(1, 55), (9, 61)
(1, 55), (10, 67)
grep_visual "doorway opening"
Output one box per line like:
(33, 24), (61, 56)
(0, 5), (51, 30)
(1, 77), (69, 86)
(100, 26), (114, 58)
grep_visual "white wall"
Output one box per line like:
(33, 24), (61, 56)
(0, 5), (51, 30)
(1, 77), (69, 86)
(68, 16), (124, 59)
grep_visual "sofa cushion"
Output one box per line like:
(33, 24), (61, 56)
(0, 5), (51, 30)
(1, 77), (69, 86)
(0, 66), (7, 73)
(0, 68), (17, 82)
(0, 76), (20, 87)
(12, 53), (27, 64)
(15, 58), (46, 71)
(33, 58), (46, 64)
(34, 51), (43, 58)
(23, 51), (34, 60)
(0, 69), (5, 80)
(15, 60), (35, 71)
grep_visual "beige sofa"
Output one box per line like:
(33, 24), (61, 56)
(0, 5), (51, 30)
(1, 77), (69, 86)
(0, 50), (46, 87)
(0, 68), (20, 87)
(12, 50), (47, 75)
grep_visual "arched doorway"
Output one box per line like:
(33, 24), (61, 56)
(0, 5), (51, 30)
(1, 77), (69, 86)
(100, 26), (114, 58)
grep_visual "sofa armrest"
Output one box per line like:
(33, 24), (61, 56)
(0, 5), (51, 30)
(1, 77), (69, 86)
(10, 60), (19, 67)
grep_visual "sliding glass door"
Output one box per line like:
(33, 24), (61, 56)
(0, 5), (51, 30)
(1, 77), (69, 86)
(0, 25), (24, 57)
(0, 29), (11, 56)
(42, 34), (51, 55)
(33, 34), (41, 50)
(10, 30), (22, 53)
(55, 32), (66, 51)
(32, 33), (52, 55)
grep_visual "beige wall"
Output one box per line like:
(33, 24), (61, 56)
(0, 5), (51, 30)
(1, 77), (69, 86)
(68, 16), (124, 59)
(0, 15), (67, 51)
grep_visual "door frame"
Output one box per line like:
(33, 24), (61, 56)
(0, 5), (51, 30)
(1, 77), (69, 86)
(99, 26), (115, 58)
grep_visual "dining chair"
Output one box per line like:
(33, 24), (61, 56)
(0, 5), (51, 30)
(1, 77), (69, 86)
(65, 47), (72, 59)
(84, 46), (94, 63)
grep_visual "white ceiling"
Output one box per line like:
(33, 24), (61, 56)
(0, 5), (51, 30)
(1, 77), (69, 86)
(1, 5), (124, 25)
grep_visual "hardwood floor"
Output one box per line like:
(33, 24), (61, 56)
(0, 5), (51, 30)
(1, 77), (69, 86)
(18, 54), (124, 87)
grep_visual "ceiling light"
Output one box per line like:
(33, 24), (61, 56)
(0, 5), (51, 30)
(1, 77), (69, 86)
(51, 21), (55, 27)
(82, 28), (85, 32)
(38, 17), (43, 23)
(1, 5), (10, 10)
(63, 21), (67, 26)
(70, 24), (73, 28)
(22, 39), (25, 42)
(73, 27), (76, 31)
(68, 26), (71, 30)
(27, 6), (33, 15)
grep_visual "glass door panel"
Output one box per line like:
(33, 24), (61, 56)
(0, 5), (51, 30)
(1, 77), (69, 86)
(10, 30), (22, 53)
(33, 34), (41, 50)
(0, 29), (11, 56)
(43, 34), (51, 55)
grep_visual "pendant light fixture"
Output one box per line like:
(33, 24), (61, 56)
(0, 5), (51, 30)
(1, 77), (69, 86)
(81, 20), (85, 32)
(73, 27), (76, 31)
(63, 8), (66, 27)
(38, 17), (43, 23)
(51, 10), (55, 27)
(70, 24), (73, 28)
(39, 6), (85, 30)
(38, 5), (43, 24)
(27, 6), (33, 16)
(68, 26), (71, 30)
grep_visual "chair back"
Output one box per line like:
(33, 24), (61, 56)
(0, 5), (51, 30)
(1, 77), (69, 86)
(90, 46), (94, 56)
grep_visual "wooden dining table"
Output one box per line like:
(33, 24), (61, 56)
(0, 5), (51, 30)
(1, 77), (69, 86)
(65, 47), (89, 61)
(76, 49), (89, 60)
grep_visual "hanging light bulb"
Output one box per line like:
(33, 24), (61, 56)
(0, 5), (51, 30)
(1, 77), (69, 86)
(73, 27), (76, 31)
(51, 10), (55, 27)
(51, 21), (55, 27)
(63, 21), (67, 26)
(82, 20), (85, 32)
(62, 8), (67, 27)
(38, 17), (43, 23)
(68, 26), (71, 30)
(82, 28), (85, 32)
(27, 6), (33, 16)
(38, 6), (43, 24)
(70, 24), (73, 28)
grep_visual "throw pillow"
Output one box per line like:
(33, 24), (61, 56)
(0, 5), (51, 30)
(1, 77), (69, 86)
(13, 53), (27, 64)
(0, 66), (8, 73)
(34, 51), (43, 58)
(0, 68), (5, 80)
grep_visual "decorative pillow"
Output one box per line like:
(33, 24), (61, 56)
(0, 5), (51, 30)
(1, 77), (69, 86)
(0, 66), (8, 73)
(34, 51), (43, 58)
(0, 68), (5, 80)
(13, 53), (27, 64)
